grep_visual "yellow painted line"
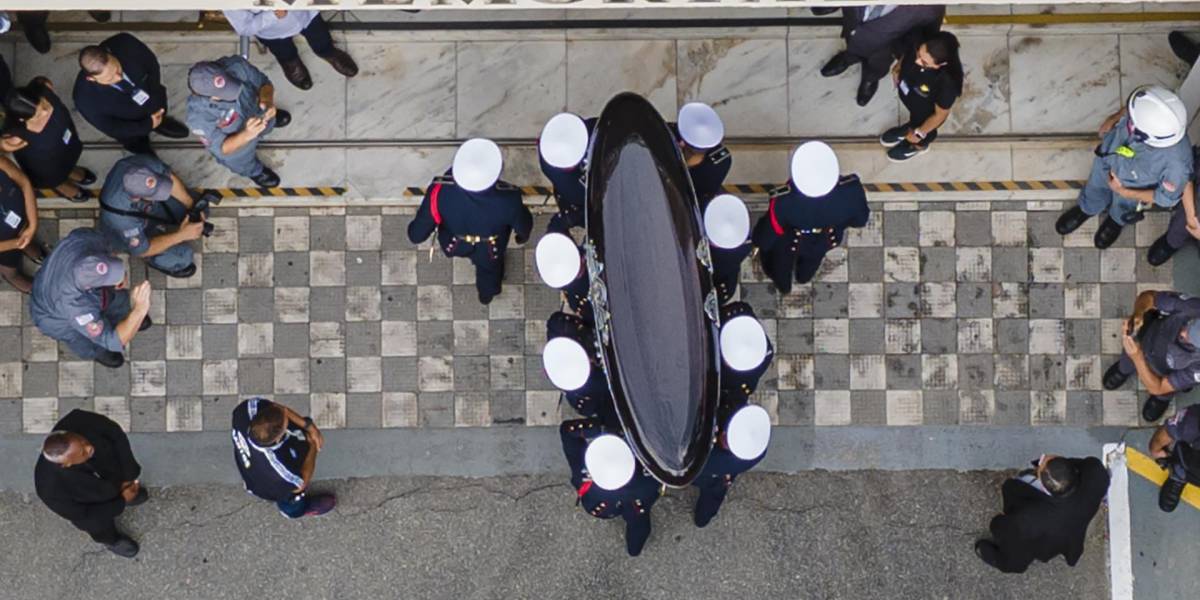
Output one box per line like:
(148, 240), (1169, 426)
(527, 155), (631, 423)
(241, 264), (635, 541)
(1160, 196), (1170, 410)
(1125, 446), (1200, 511)
(946, 12), (1200, 26)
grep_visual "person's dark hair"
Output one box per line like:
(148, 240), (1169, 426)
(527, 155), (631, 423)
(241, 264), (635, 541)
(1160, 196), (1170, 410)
(41, 431), (73, 461)
(5, 85), (41, 122)
(249, 403), (286, 446)
(78, 45), (110, 76)
(1039, 457), (1079, 496)
(923, 31), (964, 94)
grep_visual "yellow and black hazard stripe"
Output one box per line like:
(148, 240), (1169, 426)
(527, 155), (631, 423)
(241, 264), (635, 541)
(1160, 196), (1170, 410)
(34, 186), (347, 200)
(403, 180), (1085, 197)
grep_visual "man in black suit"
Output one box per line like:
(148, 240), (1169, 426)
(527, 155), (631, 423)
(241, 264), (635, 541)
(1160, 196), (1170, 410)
(34, 410), (148, 558)
(819, 5), (946, 106)
(72, 33), (189, 156)
(974, 455), (1109, 573)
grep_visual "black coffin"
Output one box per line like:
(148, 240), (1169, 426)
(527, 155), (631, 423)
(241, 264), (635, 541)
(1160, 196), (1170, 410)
(583, 92), (720, 487)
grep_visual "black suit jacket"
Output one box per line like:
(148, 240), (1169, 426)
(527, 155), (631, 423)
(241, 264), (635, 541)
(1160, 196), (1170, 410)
(841, 5), (946, 59)
(988, 457), (1109, 572)
(72, 33), (168, 141)
(34, 410), (141, 528)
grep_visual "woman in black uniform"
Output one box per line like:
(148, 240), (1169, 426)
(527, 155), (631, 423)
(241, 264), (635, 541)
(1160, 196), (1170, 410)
(878, 31), (963, 162)
(0, 156), (43, 293)
(1, 77), (94, 201)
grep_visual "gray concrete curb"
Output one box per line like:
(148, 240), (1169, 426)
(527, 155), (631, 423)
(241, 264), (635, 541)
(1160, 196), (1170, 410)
(0, 425), (1130, 492)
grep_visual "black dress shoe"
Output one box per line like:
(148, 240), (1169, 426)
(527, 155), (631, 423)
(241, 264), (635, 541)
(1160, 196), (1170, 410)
(1093, 216), (1124, 249)
(22, 23), (51, 54)
(139, 315), (153, 332)
(88, 10), (113, 23)
(478, 290), (496, 305)
(273, 109), (292, 129)
(1143, 395), (1172, 422)
(94, 350), (125, 369)
(820, 51), (857, 78)
(1102, 362), (1130, 390)
(281, 58), (313, 90)
(1147, 234), (1180, 267)
(105, 535), (139, 558)
(1169, 31), (1200, 67)
(252, 167), (281, 188)
(974, 539), (1001, 569)
(321, 48), (359, 78)
(75, 167), (97, 187)
(1055, 206), (1090, 235)
(154, 116), (189, 139)
(856, 77), (879, 106)
(146, 262), (196, 279)
(1160, 477), (1186, 512)
(811, 6), (840, 16)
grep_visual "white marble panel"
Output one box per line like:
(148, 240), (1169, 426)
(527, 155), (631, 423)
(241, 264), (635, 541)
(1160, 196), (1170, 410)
(943, 35), (1011, 135)
(347, 42), (457, 140)
(835, 143), (1013, 184)
(457, 41), (567, 138)
(257, 148), (348, 189)
(1010, 145), (1097, 182)
(247, 44), (348, 142)
(1009, 35), (1121, 133)
(788, 37), (900, 137)
(1119, 33), (1192, 101)
(566, 40), (676, 119)
(347, 146), (456, 199)
(678, 39), (789, 137)
(725, 148), (789, 187)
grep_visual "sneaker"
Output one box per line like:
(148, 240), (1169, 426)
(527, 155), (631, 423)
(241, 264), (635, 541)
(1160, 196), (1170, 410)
(1159, 477), (1186, 512)
(886, 141), (930, 162)
(105, 535), (139, 558)
(303, 494), (337, 517)
(879, 125), (908, 148)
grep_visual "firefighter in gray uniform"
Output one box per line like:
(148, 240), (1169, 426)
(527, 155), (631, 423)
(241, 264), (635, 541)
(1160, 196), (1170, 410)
(1104, 290), (1200, 424)
(1055, 85), (1192, 250)
(29, 228), (152, 368)
(98, 154), (207, 278)
(185, 58), (291, 188)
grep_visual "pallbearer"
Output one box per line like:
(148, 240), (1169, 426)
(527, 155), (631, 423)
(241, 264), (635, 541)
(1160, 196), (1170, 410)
(538, 112), (594, 233)
(718, 302), (774, 406)
(704, 193), (752, 304)
(674, 102), (732, 206)
(535, 232), (591, 319)
(691, 405), (771, 528)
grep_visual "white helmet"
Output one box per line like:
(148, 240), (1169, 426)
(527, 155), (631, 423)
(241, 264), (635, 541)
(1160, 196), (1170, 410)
(542, 337), (591, 391)
(539, 113), (589, 169)
(1128, 86), (1188, 149)
(790, 141), (840, 197)
(719, 315), (769, 372)
(677, 102), (725, 150)
(585, 434), (636, 490)
(704, 194), (750, 249)
(535, 233), (582, 288)
(726, 405), (771, 460)
(452, 138), (503, 192)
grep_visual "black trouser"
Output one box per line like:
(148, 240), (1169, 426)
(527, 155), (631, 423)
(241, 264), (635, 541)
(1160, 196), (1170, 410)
(624, 512), (651, 556)
(693, 477), (730, 525)
(259, 15), (335, 63)
(900, 96), (940, 145)
(117, 135), (155, 157)
(851, 48), (895, 83)
(74, 518), (120, 545)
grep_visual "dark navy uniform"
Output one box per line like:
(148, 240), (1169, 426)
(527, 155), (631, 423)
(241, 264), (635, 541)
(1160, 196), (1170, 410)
(5, 78), (83, 189)
(72, 33), (169, 154)
(692, 444), (765, 527)
(1163, 404), (1200, 485)
(669, 123), (733, 206)
(231, 398), (309, 506)
(541, 117), (596, 234)
(711, 240), (752, 305)
(407, 170), (533, 304)
(752, 174), (869, 294)
(560, 419), (662, 556)
(1118, 292), (1200, 408)
(548, 311), (615, 424)
(719, 302), (775, 407)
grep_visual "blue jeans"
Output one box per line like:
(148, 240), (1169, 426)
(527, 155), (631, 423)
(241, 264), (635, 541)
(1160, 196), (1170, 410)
(276, 493), (309, 519)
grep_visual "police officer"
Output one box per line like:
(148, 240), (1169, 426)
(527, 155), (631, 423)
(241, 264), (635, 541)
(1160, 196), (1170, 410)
(407, 138), (533, 305)
(752, 141), (869, 294)
(704, 193), (752, 304)
(1149, 403), (1200, 512)
(1103, 289), (1200, 423)
(674, 102), (732, 206)
(186, 58), (292, 188)
(1055, 86), (1192, 249)
(692, 404), (770, 528)
(719, 303), (774, 406)
(1147, 177), (1199, 266)
(73, 33), (189, 156)
(535, 232), (592, 319)
(560, 418), (662, 557)
(231, 397), (336, 519)
(539, 112), (595, 234)
(34, 410), (147, 558)
(98, 155), (207, 279)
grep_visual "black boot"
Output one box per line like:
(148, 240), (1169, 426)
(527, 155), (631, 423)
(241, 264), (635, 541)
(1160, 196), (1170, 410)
(252, 167), (281, 188)
(94, 350), (124, 369)
(1169, 31), (1200, 67)
(104, 535), (139, 558)
(1160, 477), (1186, 512)
(1093, 217), (1124, 249)
(1143, 395), (1172, 422)
(1102, 362), (1130, 390)
(1055, 206), (1090, 235)
(1147, 234), (1181, 267)
(139, 315), (153, 332)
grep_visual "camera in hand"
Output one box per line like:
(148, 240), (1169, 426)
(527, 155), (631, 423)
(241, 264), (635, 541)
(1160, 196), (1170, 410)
(189, 190), (222, 237)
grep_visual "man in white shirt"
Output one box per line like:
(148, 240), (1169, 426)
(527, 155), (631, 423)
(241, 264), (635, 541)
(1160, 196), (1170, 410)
(222, 10), (358, 91)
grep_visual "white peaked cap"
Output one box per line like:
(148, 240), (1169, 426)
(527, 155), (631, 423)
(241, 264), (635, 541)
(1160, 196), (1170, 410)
(727, 405), (771, 460)
(790, 141), (839, 197)
(542, 337), (591, 391)
(585, 434), (636, 490)
(535, 233), (582, 289)
(704, 194), (750, 249)
(539, 113), (589, 169)
(678, 102), (725, 149)
(720, 315), (768, 372)
(452, 138), (503, 192)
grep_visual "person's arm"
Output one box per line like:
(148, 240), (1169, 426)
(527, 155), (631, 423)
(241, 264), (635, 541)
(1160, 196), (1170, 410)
(114, 281), (152, 347)
(219, 118), (267, 156)
(0, 157), (36, 248)
(1099, 108), (1126, 137)
(1130, 289), (1157, 329)
(908, 105), (951, 144)
(92, 412), (142, 481)
(1121, 321), (1176, 396)
(221, 10), (274, 37)
(258, 82), (275, 112)
(512, 191), (533, 244)
(0, 134), (27, 152)
(406, 187), (437, 244)
(141, 219), (203, 258)
(169, 172), (195, 210)
(1182, 182), (1200, 239)
(75, 93), (155, 138)
(1150, 425), (1175, 459)
(277, 402), (324, 452)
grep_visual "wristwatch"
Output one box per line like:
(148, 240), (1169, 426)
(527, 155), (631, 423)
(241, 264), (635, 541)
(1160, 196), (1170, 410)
(913, 129), (926, 140)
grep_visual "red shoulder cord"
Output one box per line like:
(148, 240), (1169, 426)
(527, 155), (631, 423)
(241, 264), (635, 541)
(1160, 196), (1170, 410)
(768, 197), (784, 235)
(429, 183), (443, 226)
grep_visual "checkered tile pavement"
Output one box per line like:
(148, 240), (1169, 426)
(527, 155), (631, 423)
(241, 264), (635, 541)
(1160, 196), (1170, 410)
(0, 199), (1176, 434)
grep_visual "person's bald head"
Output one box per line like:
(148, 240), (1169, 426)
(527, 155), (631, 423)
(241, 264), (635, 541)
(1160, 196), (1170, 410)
(42, 431), (94, 467)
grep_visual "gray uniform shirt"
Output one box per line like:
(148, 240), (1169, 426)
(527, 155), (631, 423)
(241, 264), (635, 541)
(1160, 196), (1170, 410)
(28, 229), (125, 353)
(97, 154), (175, 256)
(1144, 292), (1200, 391)
(1098, 116), (1193, 208)
(185, 56), (273, 164)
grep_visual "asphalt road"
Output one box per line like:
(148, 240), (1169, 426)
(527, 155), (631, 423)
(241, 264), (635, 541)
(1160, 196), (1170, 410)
(0, 471), (1107, 600)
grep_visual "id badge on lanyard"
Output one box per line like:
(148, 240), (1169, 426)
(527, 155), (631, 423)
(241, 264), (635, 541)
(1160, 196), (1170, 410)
(1, 206), (21, 230)
(898, 80), (910, 96)
(118, 74), (150, 106)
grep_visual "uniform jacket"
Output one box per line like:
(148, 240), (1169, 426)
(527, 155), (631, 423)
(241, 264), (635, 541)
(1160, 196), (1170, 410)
(547, 312), (615, 423)
(1136, 292), (1200, 391)
(34, 410), (140, 527)
(841, 5), (946, 59)
(540, 116), (597, 232)
(185, 56), (274, 163)
(407, 170), (533, 257)
(1096, 116), (1192, 208)
(752, 174), (869, 260)
(667, 122), (733, 204)
(29, 229), (127, 354)
(560, 419), (661, 521)
(72, 33), (168, 141)
(694, 445), (764, 491)
(231, 398), (311, 502)
(97, 154), (181, 257)
(718, 302), (775, 405)
(989, 457), (1109, 571)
